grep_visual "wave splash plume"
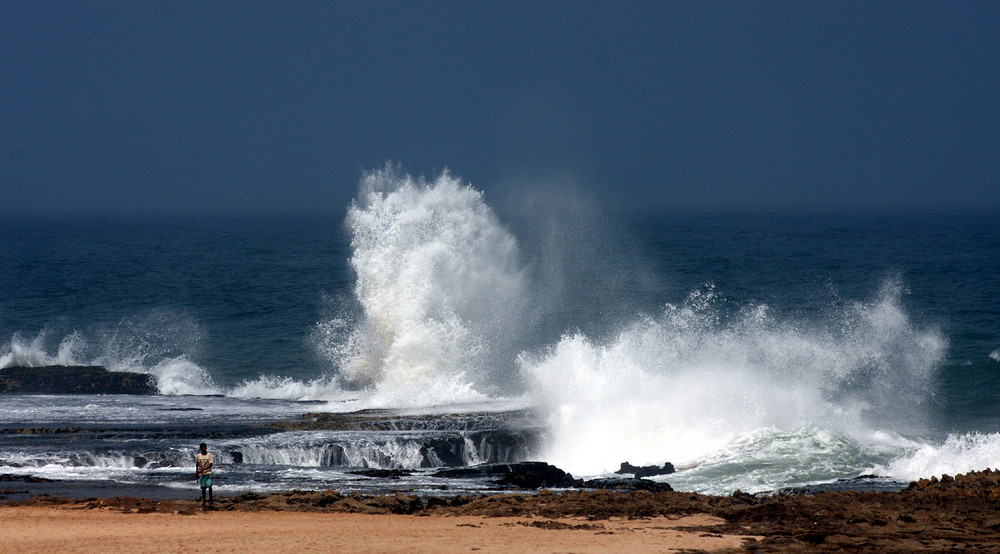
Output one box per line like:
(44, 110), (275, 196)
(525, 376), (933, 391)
(313, 165), (530, 408)
(301, 166), (959, 492)
(522, 280), (947, 486)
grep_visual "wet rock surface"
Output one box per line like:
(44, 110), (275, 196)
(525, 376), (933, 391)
(348, 469), (414, 479)
(432, 461), (577, 489)
(578, 477), (673, 492)
(11, 469), (1000, 551)
(615, 461), (675, 478)
(0, 474), (56, 483)
(0, 365), (157, 395)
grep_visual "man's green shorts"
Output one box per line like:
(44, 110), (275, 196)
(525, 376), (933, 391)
(199, 474), (213, 488)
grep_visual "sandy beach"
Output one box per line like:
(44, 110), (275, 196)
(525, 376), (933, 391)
(5, 470), (1000, 552)
(1, 508), (746, 553)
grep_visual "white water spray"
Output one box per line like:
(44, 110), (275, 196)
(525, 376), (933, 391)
(315, 166), (529, 407)
(522, 281), (947, 477)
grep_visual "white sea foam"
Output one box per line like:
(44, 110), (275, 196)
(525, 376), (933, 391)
(874, 432), (1000, 482)
(662, 425), (918, 495)
(229, 375), (341, 401)
(522, 281), (947, 477)
(0, 331), (85, 368)
(148, 357), (221, 396)
(990, 349), (1000, 362)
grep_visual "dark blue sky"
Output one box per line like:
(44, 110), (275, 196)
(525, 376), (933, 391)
(2, 1), (998, 215)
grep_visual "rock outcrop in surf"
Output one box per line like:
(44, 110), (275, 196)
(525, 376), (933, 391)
(431, 461), (674, 491)
(433, 462), (578, 489)
(0, 365), (157, 395)
(615, 461), (676, 478)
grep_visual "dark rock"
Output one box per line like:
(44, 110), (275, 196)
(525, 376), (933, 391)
(312, 492), (343, 508)
(730, 489), (759, 505)
(349, 469), (414, 479)
(0, 474), (56, 483)
(432, 462), (577, 489)
(131, 453), (173, 470)
(232, 492), (267, 502)
(579, 477), (673, 492)
(0, 365), (157, 395)
(779, 475), (907, 495)
(615, 461), (675, 478)
(463, 430), (540, 466)
(366, 493), (424, 514)
(418, 438), (465, 467)
(448, 495), (476, 507)
(424, 496), (450, 509)
(231, 451), (244, 464)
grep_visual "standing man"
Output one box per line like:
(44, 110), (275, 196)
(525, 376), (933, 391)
(195, 442), (214, 505)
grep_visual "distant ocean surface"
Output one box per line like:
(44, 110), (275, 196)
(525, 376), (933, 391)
(2, 168), (999, 497)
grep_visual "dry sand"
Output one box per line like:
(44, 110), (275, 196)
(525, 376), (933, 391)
(1, 507), (748, 553)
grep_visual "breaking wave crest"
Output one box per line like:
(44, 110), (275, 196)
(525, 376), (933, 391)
(522, 280), (947, 479)
(874, 432), (1000, 482)
(0, 330), (83, 368)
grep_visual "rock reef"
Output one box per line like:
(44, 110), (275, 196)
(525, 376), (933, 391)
(0, 365), (157, 395)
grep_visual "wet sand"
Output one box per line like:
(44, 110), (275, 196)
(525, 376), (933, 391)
(5, 469), (1000, 552)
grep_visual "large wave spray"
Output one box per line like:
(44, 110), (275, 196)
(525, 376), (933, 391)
(314, 166), (530, 407)
(522, 280), (947, 484)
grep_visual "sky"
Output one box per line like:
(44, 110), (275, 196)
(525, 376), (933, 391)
(1, 1), (998, 216)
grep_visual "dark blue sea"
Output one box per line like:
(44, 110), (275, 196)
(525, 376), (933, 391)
(2, 168), (999, 497)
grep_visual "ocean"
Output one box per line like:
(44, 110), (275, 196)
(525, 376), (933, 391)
(2, 167), (999, 498)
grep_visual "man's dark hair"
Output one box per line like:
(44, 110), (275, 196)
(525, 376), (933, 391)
(199, 442), (207, 449)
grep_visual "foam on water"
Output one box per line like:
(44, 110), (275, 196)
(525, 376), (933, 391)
(521, 280), (947, 482)
(874, 432), (1000, 482)
(228, 375), (340, 401)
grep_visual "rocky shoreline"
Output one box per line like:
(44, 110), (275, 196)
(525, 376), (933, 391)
(4, 367), (999, 549)
(5, 469), (1000, 550)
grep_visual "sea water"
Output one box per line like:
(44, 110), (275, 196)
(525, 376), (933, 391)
(2, 167), (999, 497)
